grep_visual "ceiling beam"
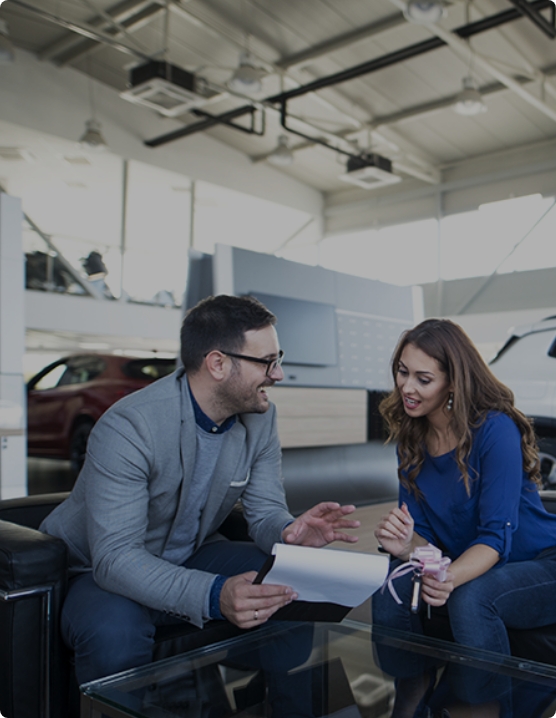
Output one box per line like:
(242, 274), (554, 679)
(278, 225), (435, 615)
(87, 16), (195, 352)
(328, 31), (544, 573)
(38, 0), (157, 61)
(9, 0), (151, 61)
(276, 12), (406, 70)
(54, 4), (162, 66)
(368, 60), (556, 130)
(387, 0), (556, 124)
(146, 0), (553, 146)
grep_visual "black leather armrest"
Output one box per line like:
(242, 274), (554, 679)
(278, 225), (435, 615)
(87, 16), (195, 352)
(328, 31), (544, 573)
(0, 519), (67, 591)
(0, 520), (69, 718)
(540, 490), (556, 516)
(0, 491), (70, 530)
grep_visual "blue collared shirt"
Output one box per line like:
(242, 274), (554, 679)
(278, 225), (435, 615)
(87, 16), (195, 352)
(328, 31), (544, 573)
(188, 384), (237, 435)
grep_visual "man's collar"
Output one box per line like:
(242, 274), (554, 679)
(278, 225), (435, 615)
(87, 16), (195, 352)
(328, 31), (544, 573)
(187, 380), (236, 434)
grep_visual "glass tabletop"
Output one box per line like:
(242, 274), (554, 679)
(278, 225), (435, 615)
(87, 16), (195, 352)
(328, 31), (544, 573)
(81, 619), (556, 718)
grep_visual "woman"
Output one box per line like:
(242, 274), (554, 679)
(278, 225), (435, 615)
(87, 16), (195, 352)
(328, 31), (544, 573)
(372, 318), (556, 718)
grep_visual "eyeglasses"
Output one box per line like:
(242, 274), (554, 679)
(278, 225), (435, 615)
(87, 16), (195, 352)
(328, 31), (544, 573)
(220, 349), (284, 377)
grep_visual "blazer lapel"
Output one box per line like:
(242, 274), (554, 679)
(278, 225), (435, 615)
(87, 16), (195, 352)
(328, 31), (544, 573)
(196, 418), (246, 547)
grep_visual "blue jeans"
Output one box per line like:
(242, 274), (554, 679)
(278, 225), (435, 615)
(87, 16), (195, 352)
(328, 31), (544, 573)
(372, 551), (556, 714)
(62, 540), (268, 685)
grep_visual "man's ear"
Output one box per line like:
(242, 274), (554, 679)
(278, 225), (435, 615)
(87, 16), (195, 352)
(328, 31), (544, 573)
(204, 350), (227, 381)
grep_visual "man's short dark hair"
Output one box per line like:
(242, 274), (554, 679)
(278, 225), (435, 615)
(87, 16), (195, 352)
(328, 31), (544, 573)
(180, 294), (277, 373)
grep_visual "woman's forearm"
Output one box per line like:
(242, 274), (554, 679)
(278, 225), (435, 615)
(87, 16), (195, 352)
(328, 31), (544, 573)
(400, 532), (429, 560)
(449, 544), (499, 588)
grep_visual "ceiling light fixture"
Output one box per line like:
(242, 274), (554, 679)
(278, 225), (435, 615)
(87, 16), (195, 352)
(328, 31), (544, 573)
(404, 1), (445, 24)
(267, 135), (294, 167)
(453, 76), (487, 116)
(79, 118), (109, 151)
(227, 52), (265, 96)
(0, 20), (15, 64)
(80, 61), (109, 151)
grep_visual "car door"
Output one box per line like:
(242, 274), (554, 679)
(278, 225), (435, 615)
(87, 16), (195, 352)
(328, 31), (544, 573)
(27, 359), (72, 455)
(27, 356), (106, 457)
(491, 329), (556, 422)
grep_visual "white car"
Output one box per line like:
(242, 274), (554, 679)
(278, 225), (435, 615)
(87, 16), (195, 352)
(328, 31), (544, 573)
(489, 317), (556, 489)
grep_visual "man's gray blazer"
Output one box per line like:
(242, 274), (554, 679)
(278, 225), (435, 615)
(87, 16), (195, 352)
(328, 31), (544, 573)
(41, 370), (293, 627)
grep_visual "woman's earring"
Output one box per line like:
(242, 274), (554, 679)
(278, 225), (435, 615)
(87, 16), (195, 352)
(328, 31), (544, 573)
(447, 392), (454, 411)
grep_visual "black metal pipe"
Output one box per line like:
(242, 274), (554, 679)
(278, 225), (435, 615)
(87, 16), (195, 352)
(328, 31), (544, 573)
(145, 104), (255, 147)
(146, 0), (554, 147)
(279, 99), (356, 159)
(506, 0), (556, 38)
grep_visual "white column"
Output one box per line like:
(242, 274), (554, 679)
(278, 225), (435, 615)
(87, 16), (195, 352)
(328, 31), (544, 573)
(0, 192), (26, 499)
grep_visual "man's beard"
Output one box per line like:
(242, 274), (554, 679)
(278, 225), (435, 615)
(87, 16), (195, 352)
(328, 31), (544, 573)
(216, 370), (272, 417)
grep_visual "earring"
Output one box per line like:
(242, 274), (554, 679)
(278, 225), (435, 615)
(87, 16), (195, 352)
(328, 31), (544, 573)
(447, 392), (454, 411)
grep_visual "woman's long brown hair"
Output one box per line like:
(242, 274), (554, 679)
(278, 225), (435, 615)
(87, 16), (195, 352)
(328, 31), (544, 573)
(379, 318), (541, 495)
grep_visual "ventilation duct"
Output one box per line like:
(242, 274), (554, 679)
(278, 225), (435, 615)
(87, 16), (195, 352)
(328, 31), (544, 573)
(120, 60), (218, 117)
(339, 153), (402, 190)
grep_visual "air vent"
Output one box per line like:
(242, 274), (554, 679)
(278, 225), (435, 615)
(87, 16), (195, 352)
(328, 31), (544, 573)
(64, 155), (92, 166)
(0, 147), (35, 162)
(120, 60), (217, 117)
(64, 180), (88, 189)
(339, 153), (401, 190)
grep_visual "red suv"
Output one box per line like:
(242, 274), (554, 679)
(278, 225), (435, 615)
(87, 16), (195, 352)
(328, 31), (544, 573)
(27, 354), (176, 475)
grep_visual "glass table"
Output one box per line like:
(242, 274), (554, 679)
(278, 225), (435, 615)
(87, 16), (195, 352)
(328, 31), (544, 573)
(80, 618), (556, 718)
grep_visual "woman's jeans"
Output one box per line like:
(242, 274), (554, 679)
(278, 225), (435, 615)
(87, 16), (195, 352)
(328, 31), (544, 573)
(372, 551), (556, 711)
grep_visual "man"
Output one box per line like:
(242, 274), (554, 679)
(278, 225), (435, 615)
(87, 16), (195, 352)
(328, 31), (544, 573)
(41, 294), (359, 685)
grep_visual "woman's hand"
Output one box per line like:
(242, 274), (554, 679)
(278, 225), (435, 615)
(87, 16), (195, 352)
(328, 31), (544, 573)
(421, 570), (454, 607)
(374, 503), (415, 559)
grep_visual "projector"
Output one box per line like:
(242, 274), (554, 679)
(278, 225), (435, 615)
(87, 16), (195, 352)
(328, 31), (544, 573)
(120, 60), (216, 117)
(339, 153), (402, 190)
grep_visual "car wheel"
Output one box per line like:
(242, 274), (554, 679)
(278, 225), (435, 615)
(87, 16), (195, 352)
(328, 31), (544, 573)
(538, 438), (556, 490)
(70, 420), (94, 477)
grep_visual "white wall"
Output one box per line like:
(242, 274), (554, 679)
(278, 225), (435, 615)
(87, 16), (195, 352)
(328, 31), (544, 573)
(325, 138), (556, 235)
(25, 291), (181, 352)
(0, 193), (26, 498)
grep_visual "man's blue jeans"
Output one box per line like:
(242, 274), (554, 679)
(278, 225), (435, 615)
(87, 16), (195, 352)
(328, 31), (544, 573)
(372, 550), (556, 713)
(62, 540), (268, 685)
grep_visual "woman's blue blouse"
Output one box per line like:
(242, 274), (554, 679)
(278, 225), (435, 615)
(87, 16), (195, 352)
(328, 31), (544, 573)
(400, 412), (556, 564)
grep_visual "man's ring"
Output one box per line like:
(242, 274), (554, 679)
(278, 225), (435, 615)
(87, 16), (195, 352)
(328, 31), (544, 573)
(254, 610), (259, 621)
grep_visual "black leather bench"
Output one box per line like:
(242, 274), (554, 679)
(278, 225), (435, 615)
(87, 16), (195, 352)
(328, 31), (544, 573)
(0, 492), (248, 718)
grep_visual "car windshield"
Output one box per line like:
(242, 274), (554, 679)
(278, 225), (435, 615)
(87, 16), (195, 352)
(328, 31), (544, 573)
(122, 359), (176, 381)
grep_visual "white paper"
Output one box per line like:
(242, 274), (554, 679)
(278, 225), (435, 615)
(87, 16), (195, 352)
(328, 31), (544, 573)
(261, 544), (389, 607)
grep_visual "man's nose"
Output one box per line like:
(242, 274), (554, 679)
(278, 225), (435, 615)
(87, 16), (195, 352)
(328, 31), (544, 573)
(269, 363), (284, 382)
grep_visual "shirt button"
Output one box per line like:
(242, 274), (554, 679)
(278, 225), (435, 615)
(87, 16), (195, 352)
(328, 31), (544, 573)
(211, 426), (218, 433)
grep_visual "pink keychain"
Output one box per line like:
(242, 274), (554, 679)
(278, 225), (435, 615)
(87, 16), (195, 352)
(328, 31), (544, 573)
(383, 543), (451, 612)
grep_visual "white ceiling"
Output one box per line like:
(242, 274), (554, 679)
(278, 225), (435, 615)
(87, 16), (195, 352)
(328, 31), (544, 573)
(2, 0), (556, 200)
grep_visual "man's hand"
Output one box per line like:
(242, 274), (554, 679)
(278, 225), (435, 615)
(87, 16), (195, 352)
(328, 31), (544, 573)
(281, 502), (360, 547)
(219, 571), (298, 628)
